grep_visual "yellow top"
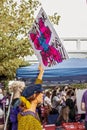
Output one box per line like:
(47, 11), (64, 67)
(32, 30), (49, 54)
(35, 78), (42, 84)
(18, 113), (42, 130)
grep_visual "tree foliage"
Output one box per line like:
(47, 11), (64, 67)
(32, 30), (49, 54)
(0, 0), (60, 80)
(72, 83), (87, 89)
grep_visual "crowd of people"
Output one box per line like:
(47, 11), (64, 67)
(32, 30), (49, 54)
(0, 65), (87, 130)
(41, 85), (77, 125)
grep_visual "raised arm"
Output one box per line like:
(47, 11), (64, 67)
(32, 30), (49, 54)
(35, 64), (44, 84)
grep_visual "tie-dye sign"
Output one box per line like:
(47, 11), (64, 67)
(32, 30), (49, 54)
(28, 8), (68, 68)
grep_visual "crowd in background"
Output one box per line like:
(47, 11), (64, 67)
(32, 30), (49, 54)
(40, 85), (77, 125)
(0, 83), (86, 130)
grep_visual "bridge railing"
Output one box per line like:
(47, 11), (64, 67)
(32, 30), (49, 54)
(61, 37), (87, 58)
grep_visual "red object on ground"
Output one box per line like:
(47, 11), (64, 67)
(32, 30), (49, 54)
(62, 122), (85, 130)
(43, 124), (56, 130)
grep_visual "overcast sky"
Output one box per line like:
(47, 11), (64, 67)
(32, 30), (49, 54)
(37, 0), (87, 38)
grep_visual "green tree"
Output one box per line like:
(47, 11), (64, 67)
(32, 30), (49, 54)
(0, 0), (60, 81)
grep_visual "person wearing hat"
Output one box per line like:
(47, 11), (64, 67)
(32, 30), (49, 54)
(17, 64), (44, 130)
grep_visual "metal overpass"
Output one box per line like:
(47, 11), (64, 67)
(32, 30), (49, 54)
(61, 37), (87, 58)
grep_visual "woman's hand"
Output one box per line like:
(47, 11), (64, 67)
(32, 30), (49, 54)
(38, 64), (44, 73)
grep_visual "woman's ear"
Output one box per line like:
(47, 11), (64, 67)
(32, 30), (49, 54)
(33, 93), (37, 98)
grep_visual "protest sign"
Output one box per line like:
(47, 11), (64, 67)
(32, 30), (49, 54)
(28, 7), (68, 68)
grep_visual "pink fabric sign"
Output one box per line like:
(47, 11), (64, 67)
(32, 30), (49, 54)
(28, 8), (68, 68)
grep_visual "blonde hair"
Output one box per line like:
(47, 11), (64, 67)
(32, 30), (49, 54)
(11, 81), (25, 92)
(20, 96), (31, 109)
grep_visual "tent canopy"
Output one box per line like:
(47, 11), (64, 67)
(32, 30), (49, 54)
(16, 58), (87, 85)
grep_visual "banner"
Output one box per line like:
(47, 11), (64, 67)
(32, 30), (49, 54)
(28, 7), (68, 68)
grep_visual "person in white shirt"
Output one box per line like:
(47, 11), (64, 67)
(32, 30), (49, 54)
(44, 91), (51, 107)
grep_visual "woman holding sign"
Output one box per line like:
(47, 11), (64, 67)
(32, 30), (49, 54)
(17, 65), (44, 130)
